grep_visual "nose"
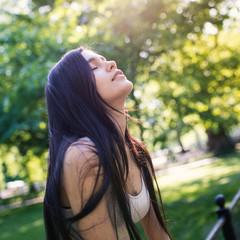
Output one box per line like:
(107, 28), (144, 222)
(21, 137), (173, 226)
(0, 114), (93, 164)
(106, 60), (117, 71)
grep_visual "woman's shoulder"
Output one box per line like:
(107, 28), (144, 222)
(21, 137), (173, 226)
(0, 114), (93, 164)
(61, 138), (103, 216)
(63, 137), (98, 171)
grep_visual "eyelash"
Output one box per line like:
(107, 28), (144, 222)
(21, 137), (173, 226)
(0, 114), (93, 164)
(92, 67), (98, 71)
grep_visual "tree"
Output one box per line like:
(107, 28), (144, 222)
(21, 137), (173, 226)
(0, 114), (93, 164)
(87, 0), (240, 153)
(0, 0), (88, 185)
(1, 0), (240, 189)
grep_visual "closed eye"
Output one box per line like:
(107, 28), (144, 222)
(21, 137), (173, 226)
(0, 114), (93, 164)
(91, 67), (98, 71)
(100, 56), (106, 61)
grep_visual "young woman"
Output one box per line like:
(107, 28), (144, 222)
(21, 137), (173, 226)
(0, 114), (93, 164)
(44, 46), (172, 240)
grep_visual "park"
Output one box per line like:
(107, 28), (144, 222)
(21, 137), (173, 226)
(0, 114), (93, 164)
(0, 0), (240, 239)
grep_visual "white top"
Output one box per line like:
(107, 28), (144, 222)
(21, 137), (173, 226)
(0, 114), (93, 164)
(128, 174), (150, 223)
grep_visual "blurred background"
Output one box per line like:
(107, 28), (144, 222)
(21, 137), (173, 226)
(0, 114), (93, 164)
(0, 0), (239, 239)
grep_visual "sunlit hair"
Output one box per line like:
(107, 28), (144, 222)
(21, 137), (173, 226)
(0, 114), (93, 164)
(44, 47), (171, 239)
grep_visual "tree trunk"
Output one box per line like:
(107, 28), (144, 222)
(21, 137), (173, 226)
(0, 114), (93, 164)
(176, 129), (186, 153)
(206, 128), (235, 155)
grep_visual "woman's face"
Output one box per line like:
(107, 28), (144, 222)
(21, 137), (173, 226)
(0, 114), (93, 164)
(81, 50), (133, 108)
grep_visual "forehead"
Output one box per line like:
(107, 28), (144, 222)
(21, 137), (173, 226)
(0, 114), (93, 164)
(81, 50), (100, 62)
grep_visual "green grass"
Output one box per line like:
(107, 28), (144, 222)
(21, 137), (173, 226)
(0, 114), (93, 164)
(0, 203), (45, 240)
(0, 154), (239, 240)
(159, 153), (240, 240)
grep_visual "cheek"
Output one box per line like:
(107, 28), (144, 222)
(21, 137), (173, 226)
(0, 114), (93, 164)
(95, 79), (109, 97)
(94, 73), (107, 92)
(96, 85), (110, 99)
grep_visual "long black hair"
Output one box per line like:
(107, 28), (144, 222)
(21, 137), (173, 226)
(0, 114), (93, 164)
(44, 47), (171, 239)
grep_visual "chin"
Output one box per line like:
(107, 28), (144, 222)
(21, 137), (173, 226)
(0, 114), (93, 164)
(105, 83), (133, 107)
(120, 81), (133, 98)
(127, 82), (133, 95)
(126, 80), (133, 93)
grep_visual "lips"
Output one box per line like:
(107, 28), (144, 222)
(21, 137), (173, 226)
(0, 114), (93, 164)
(112, 70), (124, 81)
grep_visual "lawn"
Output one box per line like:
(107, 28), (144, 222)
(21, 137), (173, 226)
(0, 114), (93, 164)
(0, 153), (239, 240)
(0, 203), (45, 240)
(158, 153), (240, 240)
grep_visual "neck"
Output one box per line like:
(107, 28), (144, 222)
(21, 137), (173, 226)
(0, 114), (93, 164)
(110, 107), (127, 138)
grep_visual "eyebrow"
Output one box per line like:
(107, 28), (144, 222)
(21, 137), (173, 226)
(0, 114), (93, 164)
(87, 56), (106, 63)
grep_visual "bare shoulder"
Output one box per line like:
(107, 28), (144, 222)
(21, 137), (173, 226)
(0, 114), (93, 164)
(62, 138), (101, 198)
(61, 138), (102, 213)
(63, 138), (98, 173)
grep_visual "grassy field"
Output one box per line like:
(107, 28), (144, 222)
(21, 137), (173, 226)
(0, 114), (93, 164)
(159, 153), (240, 240)
(0, 203), (44, 240)
(0, 153), (239, 240)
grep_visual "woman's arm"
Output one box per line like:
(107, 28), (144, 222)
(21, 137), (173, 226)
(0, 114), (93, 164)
(62, 144), (117, 240)
(140, 204), (170, 240)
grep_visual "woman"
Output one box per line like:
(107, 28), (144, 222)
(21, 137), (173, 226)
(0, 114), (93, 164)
(44, 46), (172, 240)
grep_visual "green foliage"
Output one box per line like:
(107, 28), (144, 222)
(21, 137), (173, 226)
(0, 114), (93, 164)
(159, 32), (240, 133)
(0, 145), (47, 188)
(80, 0), (240, 149)
(0, 0), (240, 184)
(0, 0), (87, 185)
(0, 5), (69, 155)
